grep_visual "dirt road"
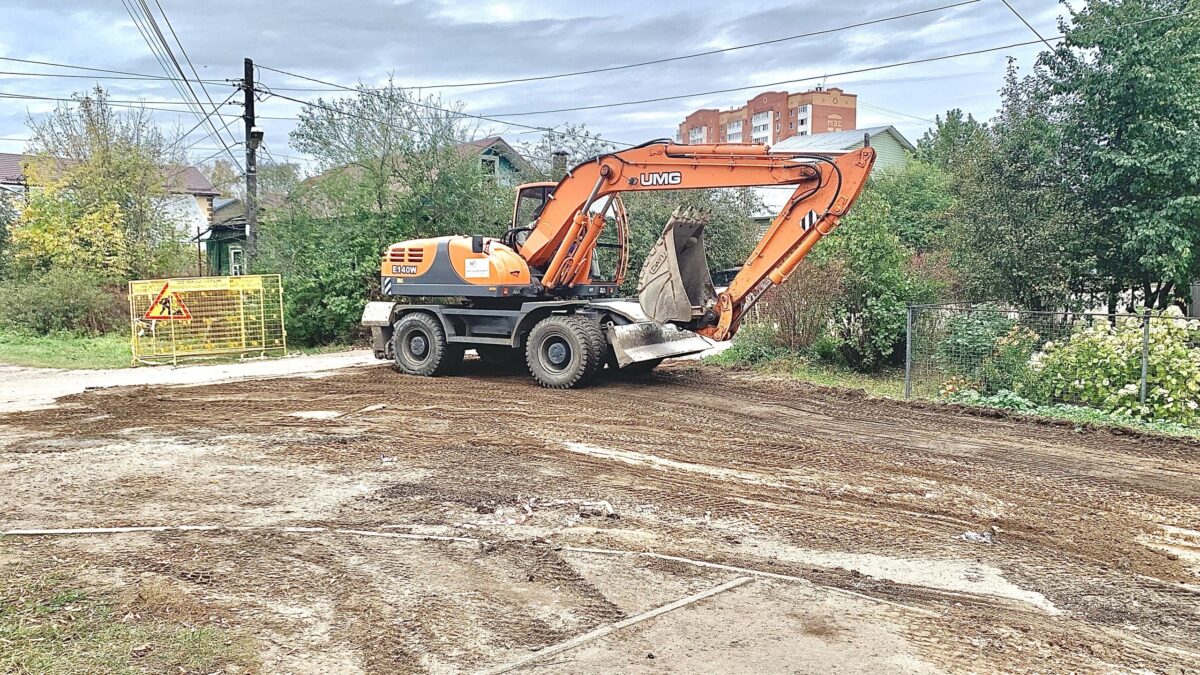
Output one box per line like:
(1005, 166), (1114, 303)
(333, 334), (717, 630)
(2, 359), (1198, 673)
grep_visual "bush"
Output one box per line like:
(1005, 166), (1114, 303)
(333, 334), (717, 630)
(758, 259), (846, 352)
(710, 323), (787, 367)
(1032, 307), (1200, 426)
(935, 306), (1015, 377)
(0, 267), (126, 335)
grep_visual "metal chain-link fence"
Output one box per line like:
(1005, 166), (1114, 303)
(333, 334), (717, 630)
(905, 304), (1200, 420)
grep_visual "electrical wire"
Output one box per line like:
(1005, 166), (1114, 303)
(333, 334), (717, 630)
(255, 66), (635, 147)
(0, 68), (227, 84)
(482, 38), (1065, 117)
(259, 0), (983, 92)
(1000, 0), (1057, 52)
(150, 0), (244, 166)
(132, 0), (243, 172)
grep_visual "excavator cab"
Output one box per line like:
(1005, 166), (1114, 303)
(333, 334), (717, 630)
(508, 182), (555, 247)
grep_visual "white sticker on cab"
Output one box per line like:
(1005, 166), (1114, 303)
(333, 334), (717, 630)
(464, 258), (490, 279)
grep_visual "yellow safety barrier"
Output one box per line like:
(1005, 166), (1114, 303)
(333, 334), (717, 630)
(128, 274), (287, 365)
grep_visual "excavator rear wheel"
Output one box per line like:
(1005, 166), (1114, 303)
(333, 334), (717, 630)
(392, 311), (463, 377)
(525, 314), (603, 389)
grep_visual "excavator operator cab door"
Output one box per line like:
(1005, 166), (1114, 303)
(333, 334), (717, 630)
(511, 182), (556, 246)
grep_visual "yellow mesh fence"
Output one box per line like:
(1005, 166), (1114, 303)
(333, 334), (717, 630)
(128, 274), (287, 365)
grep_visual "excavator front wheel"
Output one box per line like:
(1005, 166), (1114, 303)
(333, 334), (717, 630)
(525, 314), (603, 389)
(392, 311), (463, 377)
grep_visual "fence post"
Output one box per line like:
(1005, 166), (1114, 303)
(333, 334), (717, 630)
(904, 305), (914, 399)
(1139, 312), (1151, 406)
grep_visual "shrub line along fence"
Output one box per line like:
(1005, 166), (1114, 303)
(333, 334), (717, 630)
(903, 303), (1200, 426)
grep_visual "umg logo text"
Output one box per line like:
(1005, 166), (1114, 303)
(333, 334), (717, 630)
(634, 171), (682, 186)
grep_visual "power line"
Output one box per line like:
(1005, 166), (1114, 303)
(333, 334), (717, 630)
(166, 89), (238, 150)
(151, 0), (243, 165)
(0, 91), (222, 106)
(127, 0), (242, 172)
(259, 0), (983, 92)
(255, 66), (635, 147)
(0, 69), (227, 84)
(1000, 0), (1057, 52)
(120, 0), (196, 116)
(858, 102), (936, 124)
(483, 37), (1065, 117)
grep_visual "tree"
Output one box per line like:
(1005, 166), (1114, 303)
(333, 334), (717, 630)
(917, 108), (989, 170)
(518, 123), (616, 181)
(261, 81), (511, 344)
(200, 158), (241, 198)
(9, 162), (131, 278)
(929, 64), (1092, 311)
(13, 86), (191, 278)
(1042, 0), (1200, 309)
(858, 159), (956, 252)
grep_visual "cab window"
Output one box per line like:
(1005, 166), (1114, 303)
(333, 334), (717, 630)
(514, 185), (552, 228)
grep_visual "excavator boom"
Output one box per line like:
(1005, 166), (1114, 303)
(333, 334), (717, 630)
(516, 140), (876, 340)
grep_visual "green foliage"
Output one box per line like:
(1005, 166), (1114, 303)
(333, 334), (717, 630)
(1032, 307), (1200, 426)
(936, 306), (1016, 375)
(948, 389), (1199, 438)
(950, 388), (1039, 411)
(707, 323), (788, 367)
(861, 160), (955, 252)
(0, 268), (125, 336)
(939, 63), (1091, 311)
(13, 87), (193, 280)
(263, 82), (512, 345)
(0, 331), (130, 369)
(1044, 0), (1200, 306)
(815, 190), (940, 371)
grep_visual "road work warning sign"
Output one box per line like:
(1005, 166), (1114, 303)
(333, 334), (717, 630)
(128, 275), (287, 366)
(143, 283), (192, 320)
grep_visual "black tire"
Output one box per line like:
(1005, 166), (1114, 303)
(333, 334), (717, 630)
(476, 345), (522, 368)
(525, 314), (603, 389)
(579, 314), (608, 380)
(392, 312), (463, 377)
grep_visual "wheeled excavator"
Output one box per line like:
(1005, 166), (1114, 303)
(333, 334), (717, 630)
(361, 138), (876, 388)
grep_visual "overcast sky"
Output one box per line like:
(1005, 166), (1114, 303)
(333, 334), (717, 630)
(0, 0), (1065, 172)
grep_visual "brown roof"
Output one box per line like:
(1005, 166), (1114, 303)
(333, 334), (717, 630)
(0, 152), (217, 197)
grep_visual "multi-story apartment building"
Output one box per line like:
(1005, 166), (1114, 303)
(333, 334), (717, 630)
(677, 86), (857, 145)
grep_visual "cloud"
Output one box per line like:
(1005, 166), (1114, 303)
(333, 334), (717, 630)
(0, 0), (1065, 164)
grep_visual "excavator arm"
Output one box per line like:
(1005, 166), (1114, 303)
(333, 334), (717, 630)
(515, 139), (876, 340)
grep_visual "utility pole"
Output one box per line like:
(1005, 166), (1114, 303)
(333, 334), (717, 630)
(242, 57), (260, 272)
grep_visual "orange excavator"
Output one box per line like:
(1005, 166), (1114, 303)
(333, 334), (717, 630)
(361, 138), (876, 387)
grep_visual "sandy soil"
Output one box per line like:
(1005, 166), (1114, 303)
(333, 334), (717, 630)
(1, 358), (1198, 673)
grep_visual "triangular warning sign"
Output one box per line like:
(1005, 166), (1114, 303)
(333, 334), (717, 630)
(143, 283), (192, 320)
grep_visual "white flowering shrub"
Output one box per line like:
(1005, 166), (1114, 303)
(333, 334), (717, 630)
(1032, 307), (1200, 426)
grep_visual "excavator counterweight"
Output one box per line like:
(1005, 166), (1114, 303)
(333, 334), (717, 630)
(362, 138), (876, 388)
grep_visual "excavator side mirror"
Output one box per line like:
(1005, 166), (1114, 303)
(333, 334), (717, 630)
(471, 235), (484, 253)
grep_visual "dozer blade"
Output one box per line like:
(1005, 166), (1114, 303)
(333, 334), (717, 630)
(637, 207), (718, 324)
(606, 321), (713, 368)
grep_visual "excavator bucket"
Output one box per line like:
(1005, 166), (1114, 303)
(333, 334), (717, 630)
(637, 207), (718, 324)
